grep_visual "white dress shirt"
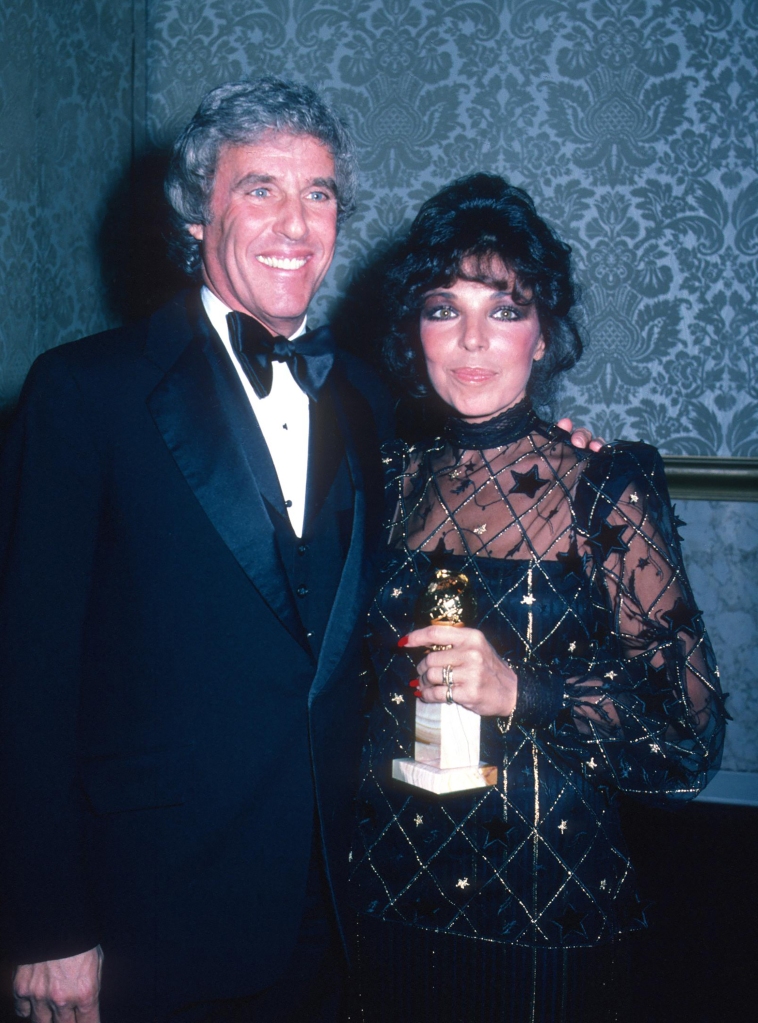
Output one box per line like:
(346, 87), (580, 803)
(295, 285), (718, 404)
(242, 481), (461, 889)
(201, 286), (310, 538)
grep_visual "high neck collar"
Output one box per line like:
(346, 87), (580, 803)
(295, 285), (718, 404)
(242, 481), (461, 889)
(442, 398), (539, 451)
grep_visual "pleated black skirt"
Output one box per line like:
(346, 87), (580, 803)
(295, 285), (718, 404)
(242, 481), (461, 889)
(351, 914), (635, 1023)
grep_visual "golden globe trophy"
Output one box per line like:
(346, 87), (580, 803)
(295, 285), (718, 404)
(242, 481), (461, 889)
(392, 568), (497, 794)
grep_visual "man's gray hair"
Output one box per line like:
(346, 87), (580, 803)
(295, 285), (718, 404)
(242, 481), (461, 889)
(165, 77), (358, 276)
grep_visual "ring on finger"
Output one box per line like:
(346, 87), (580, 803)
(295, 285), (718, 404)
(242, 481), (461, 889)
(442, 664), (455, 705)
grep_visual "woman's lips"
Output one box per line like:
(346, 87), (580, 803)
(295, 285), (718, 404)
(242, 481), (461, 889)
(451, 367), (496, 383)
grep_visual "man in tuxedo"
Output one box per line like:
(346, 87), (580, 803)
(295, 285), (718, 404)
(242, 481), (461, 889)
(0, 78), (390, 1023)
(0, 77), (596, 1022)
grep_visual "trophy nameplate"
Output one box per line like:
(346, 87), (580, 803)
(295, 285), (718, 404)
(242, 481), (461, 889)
(392, 568), (497, 794)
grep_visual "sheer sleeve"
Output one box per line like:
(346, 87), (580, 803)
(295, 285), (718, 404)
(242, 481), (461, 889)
(381, 439), (427, 548)
(512, 443), (727, 806)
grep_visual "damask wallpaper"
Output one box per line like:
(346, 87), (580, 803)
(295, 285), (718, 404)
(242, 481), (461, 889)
(0, 0), (135, 417)
(2, 1), (756, 447)
(678, 497), (758, 773)
(145, 0), (758, 455)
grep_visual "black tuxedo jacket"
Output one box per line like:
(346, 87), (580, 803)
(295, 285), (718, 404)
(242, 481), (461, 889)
(0, 291), (391, 1013)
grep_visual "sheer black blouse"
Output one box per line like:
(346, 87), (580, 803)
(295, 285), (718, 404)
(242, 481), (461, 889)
(350, 407), (726, 948)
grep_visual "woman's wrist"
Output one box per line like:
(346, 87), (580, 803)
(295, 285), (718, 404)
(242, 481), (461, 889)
(511, 660), (566, 729)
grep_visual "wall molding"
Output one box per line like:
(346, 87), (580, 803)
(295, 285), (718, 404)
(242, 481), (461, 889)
(663, 457), (758, 502)
(696, 770), (758, 807)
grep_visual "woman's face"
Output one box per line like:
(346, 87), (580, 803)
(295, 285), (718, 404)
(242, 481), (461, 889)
(419, 259), (545, 422)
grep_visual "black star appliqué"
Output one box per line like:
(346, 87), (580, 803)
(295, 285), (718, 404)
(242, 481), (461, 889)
(555, 905), (589, 940)
(483, 816), (518, 850)
(509, 465), (549, 498)
(664, 754), (701, 788)
(629, 893), (650, 930)
(556, 538), (586, 583)
(427, 536), (453, 570)
(590, 520), (629, 560)
(591, 618), (610, 647)
(410, 895), (444, 924)
(638, 663), (677, 719)
(671, 509), (686, 542)
(661, 597), (702, 636)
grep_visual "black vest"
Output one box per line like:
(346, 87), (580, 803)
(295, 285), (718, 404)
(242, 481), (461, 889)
(267, 386), (353, 654)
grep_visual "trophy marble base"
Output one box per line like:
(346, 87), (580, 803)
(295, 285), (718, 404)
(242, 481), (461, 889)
(392, 757), (497, 793)
(392, 702), (497, 794)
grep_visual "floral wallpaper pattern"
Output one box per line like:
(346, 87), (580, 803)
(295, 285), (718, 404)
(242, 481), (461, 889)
(146, 0), (758, 455)
(0, 0), (135, 414)
(677, 498), (758, 773)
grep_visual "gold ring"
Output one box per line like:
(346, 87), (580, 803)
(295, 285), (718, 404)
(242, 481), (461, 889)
(443, 664), (454, 704)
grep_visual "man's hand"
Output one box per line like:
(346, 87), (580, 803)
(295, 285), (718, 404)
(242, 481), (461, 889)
(13, 946), (102, 1023)
(556, 417), (605, 452)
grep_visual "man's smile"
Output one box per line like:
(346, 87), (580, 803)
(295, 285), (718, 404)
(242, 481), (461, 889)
(256, 254), (309, 270)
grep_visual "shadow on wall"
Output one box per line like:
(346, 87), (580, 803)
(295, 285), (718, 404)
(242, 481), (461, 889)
(330, 237), (452, 445)
(0, 151), (187, 444)
(97, 148), (189, 326)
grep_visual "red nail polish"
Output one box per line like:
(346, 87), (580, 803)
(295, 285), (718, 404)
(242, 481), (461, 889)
(413, 690), (422, 698)
(397, 636), (410, 648)
(408, 679), (419, 689)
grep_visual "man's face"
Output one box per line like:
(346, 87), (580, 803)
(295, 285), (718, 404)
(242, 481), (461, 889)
(189, 132), (339, 336)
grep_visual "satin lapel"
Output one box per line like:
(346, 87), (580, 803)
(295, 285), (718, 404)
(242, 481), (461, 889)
(308, 369), (382, 702)
(146, 302), (310, 653)
(304, 384), (345, 532)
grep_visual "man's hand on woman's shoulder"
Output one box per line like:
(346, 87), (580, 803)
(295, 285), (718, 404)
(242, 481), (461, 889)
(556, 417), (606, 452)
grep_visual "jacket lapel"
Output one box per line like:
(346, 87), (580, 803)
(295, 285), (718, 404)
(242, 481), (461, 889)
(303, 381), (346, 533)
(145, 294), (310, 653)
(309, 366), (384, 701)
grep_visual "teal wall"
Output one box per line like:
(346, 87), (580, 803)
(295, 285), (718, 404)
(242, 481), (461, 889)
(0, 0), (135, 415)
(3, 2), (757, 454)
(677, 498), (758, 774)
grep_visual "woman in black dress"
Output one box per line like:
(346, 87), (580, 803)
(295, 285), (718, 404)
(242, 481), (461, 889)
(350, 173), (726, 1023)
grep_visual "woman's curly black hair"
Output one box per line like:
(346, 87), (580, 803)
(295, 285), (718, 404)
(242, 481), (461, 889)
(383, 173), (583, 408)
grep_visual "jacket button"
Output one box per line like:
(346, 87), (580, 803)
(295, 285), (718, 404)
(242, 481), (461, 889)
(296, 585), (309, 598)
(297, 544), (308, 556)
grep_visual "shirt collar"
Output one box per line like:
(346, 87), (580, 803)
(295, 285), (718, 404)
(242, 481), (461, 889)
(200, 285), (307, 344)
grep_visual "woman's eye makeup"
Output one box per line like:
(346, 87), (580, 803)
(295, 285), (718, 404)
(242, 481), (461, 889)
(421, 302), (523, 321)
(422, 304), (458, 320)
(492, 304), (521, 320)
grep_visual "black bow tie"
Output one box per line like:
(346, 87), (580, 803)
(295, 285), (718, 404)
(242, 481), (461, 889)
(226, 311), (336, 402)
